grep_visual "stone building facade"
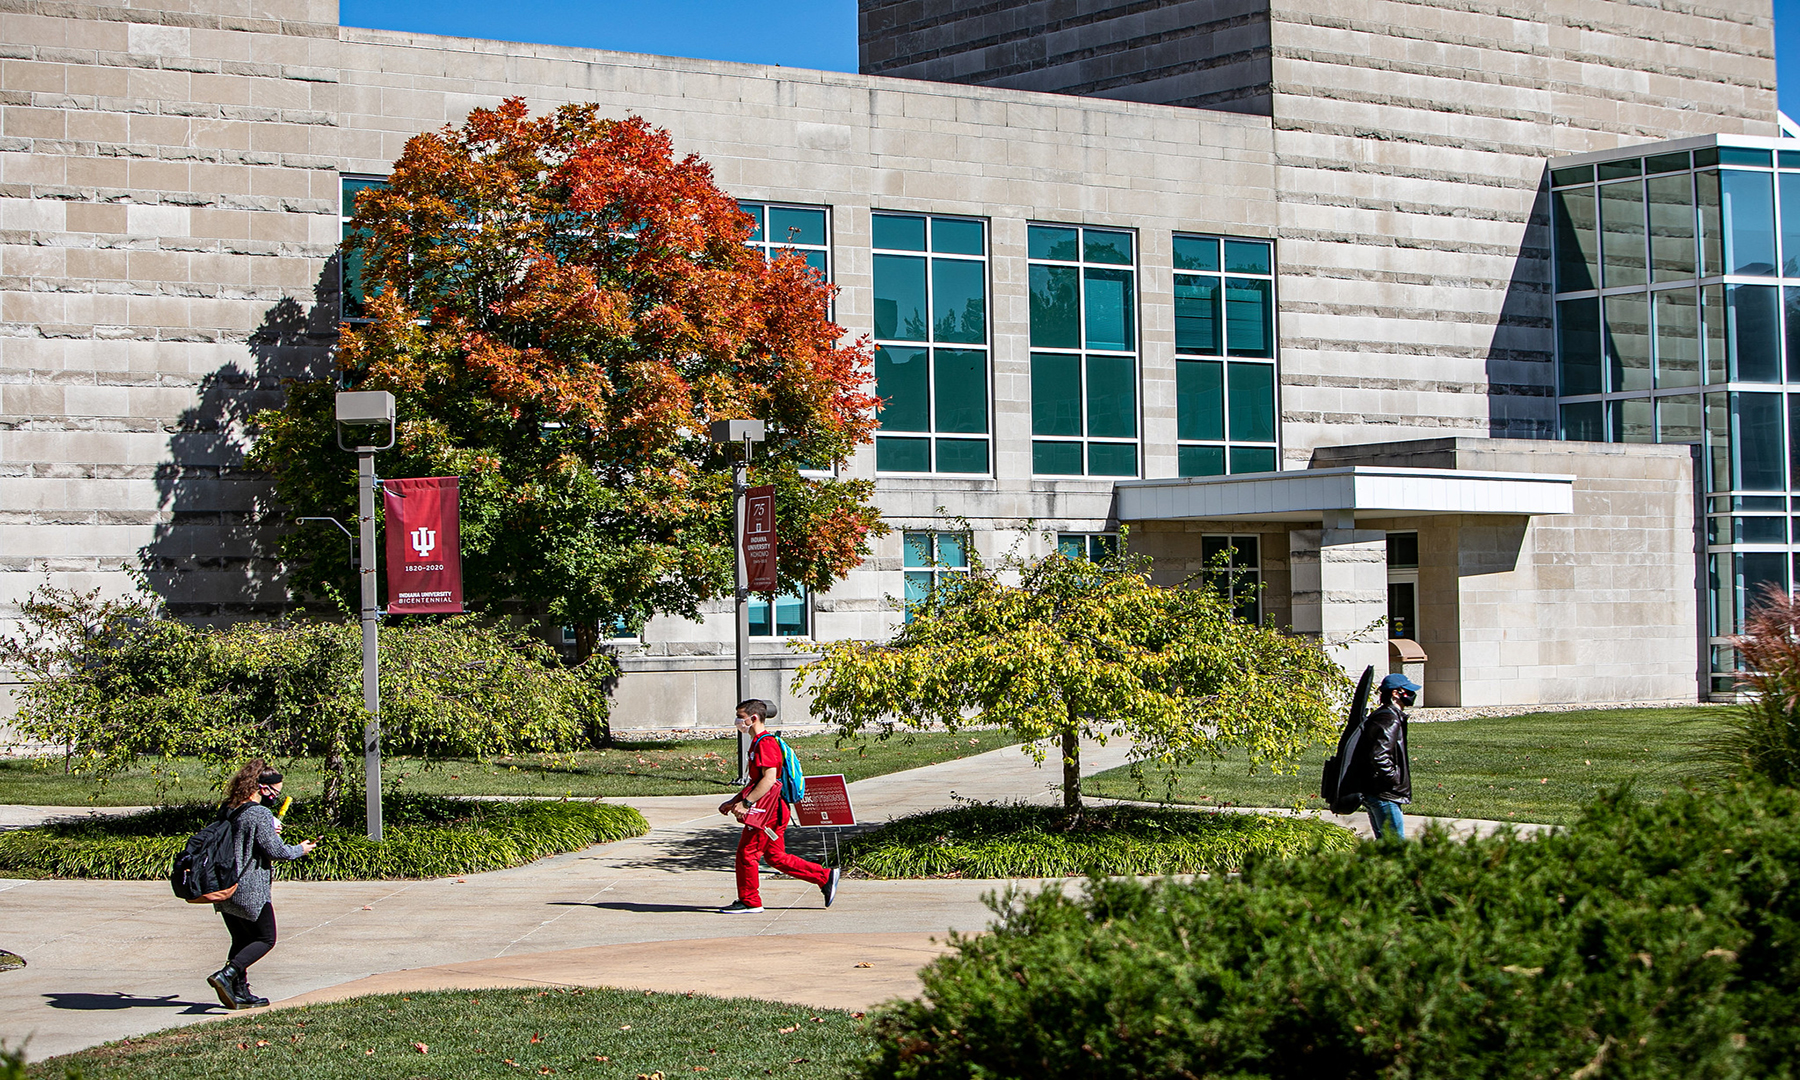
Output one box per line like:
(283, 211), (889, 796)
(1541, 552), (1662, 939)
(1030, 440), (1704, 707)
(0, 0), (1778, 727)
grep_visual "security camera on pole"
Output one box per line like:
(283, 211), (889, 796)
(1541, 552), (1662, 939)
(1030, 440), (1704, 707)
(708, 418), (771, 784)
(333, 390), (395, 841)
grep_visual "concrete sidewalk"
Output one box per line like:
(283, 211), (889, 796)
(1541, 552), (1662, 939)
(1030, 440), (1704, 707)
(0, 739), (1128, 1060)
(0, 737), (1536, 1061)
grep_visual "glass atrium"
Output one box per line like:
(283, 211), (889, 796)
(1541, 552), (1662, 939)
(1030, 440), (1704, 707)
(1551, 135), (1798, 691)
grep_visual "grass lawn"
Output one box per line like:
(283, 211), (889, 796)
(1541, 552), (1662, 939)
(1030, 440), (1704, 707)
(0, 730), (1016, 807)
(1084, 706), (1728, 826)
(24, 988), (870, 1080)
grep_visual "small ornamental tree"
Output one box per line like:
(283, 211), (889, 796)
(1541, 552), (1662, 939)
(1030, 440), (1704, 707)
(792, 542), (1347, 811)
(250, 99), (882, 654)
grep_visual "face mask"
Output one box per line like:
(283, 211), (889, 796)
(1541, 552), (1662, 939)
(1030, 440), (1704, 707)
(734, 714), (755, 731)
(1395, 689), (1416, 708)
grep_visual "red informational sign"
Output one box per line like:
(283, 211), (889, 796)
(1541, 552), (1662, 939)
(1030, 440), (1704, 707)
(383, 476), (464, 613)
(744, 483), (777, 592)
(793, 774), (855, 828)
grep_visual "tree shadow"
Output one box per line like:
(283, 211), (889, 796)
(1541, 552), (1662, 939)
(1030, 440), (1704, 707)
(1485, 174), (1557, 440)
(42, 991), (221, 1014)
(137, 259), (342, 620)
(592, 821), (871, 873)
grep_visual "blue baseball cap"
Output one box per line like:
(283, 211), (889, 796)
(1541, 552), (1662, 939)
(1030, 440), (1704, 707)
(1379, 673), (1422, 693)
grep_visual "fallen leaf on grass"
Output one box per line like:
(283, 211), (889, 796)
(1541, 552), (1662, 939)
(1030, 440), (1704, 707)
(255, 1040), (268, 1048)
(413, 1042), (428, 1054)
(778, 1025), (799, 1034)
(809, 1016), (823, 1022)
(236, 1043), (247, 1051)
(620, 1024), (632, 1031)
(594, 1056), (610, 1062)
(531, 1032), (542, 1044)
(364, 1049), (374, 1056)
(790, 1058), (810, 1064)
(539, 1068), (554, 1075)
(503, 1058), (519, 1067)
(851, 1012), (865, 1020)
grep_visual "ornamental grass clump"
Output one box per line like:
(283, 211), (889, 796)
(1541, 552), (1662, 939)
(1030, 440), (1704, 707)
(0, 795), (647, 881)
(1716, 584), (1800, 786)
(858, 781), (1800, 1080)
(841, 803), (1354, 879)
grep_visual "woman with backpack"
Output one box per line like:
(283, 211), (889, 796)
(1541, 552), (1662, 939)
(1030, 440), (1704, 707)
(207, 760), (315, 1010)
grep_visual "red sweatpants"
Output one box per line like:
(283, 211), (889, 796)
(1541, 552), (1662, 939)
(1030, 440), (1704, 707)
(735, 802), (829, 907)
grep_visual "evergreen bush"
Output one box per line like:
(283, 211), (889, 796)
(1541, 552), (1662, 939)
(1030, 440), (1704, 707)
(0, 795), (647, 881)
(860, 782), (1800, 1080)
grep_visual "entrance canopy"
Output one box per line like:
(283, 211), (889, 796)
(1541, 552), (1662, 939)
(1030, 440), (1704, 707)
(1114, 466), (1575, 523)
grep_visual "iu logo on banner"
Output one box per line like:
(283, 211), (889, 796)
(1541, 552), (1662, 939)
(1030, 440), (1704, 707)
(743, 484), (777, 592)
(383, 476), (464, 613)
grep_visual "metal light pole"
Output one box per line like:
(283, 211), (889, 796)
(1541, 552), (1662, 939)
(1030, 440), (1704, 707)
(708, 418), (764, 784)
(335, 390), (396, 841)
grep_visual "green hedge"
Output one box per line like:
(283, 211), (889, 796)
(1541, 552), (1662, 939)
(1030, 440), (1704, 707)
(859, 782), (1800, 1080)
(840, 803), (1356, 879)
(0, 795), (647, 881)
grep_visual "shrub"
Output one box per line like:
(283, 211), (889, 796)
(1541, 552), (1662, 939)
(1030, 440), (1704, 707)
(0, 795), (647, 881)
(860, 782), (1800, 1080)
(0, 584), (610, 814)
(840, 803), (1355, 879)
(1719, 585), (1800, 786)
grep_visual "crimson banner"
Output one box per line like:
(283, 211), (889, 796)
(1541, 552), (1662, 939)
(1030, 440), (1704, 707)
(383, 476), (464, 614)
(744, 484), (777, 592)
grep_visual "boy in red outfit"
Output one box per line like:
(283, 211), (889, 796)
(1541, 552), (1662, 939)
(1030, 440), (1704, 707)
(716, 699), (841, 914)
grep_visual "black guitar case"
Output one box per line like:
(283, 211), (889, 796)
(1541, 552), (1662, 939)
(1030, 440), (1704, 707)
(1320, 665), (1375, 814)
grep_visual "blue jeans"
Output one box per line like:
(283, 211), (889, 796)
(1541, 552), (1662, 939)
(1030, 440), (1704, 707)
(1364, 799), (1406, 841)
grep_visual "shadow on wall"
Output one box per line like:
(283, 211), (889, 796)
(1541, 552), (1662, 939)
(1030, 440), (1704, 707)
(1485, 175), (1557, 440)
(138, 260), (341, 622)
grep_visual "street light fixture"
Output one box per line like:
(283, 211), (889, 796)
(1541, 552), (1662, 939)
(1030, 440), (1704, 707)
(709, 418), (765, 783)
(335, 389), (395, 841)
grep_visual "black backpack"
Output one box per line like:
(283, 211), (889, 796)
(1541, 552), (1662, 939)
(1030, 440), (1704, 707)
(170, 805), (247, 904)
(1320, 666), (1375, 814)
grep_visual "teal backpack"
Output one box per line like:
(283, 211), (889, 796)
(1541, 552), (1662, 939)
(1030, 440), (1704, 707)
(752, 733), (806, 804)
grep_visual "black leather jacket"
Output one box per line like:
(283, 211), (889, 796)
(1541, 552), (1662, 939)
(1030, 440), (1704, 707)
(1355, 702), (1411, 803)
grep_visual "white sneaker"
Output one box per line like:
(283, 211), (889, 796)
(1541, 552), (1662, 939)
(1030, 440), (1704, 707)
(718, 899), (763, 913)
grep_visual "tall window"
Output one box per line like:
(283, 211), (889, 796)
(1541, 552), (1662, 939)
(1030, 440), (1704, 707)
(902, 531), (969, 620)
(1028, 224), (1139, 476)
(1173, 235), (1278, 476)
(1552, 142), (1800, 690)
(738, 202), (831, 280)
(340, 176), (386, 320)
(1202, 534), (1261, 623)
(1386, 532), (1419, 640)
(872, 214), (990, 473)
(749, 588), (809, 637)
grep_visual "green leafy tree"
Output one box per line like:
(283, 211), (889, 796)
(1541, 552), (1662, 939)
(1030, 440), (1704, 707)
(792, 541), (1347, 810)
(249, 99), (883, 656)
(0, 585), (602, 815)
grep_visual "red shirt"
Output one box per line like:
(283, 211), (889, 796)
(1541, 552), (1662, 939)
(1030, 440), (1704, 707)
(739, 734), (784, 826)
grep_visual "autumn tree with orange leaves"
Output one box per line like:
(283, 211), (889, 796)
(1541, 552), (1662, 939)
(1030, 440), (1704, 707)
(251, 100), (882, 659)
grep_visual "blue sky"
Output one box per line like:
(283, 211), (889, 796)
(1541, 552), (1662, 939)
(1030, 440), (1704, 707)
(345, 0), (1800, 118)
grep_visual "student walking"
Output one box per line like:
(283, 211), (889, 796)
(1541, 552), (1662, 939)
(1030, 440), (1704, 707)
(716, 699), (840, 914)
(1355, 673), (1419, 841)
(207, 761), (315, 1010)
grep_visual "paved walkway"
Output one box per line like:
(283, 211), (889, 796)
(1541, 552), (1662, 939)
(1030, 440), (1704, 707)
(0, 738), (1533, 1061)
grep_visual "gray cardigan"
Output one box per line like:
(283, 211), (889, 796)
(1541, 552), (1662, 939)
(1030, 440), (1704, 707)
(212, 802), (307, 921)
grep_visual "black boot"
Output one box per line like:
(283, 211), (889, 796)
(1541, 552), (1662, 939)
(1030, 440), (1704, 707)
(234, 969), (269, 1009)
(207, 965), (247, 1010)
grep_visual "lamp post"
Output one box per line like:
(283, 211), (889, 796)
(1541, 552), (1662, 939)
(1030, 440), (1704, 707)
(708, 418), (765, 784)
(335, 390), (396, 841)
